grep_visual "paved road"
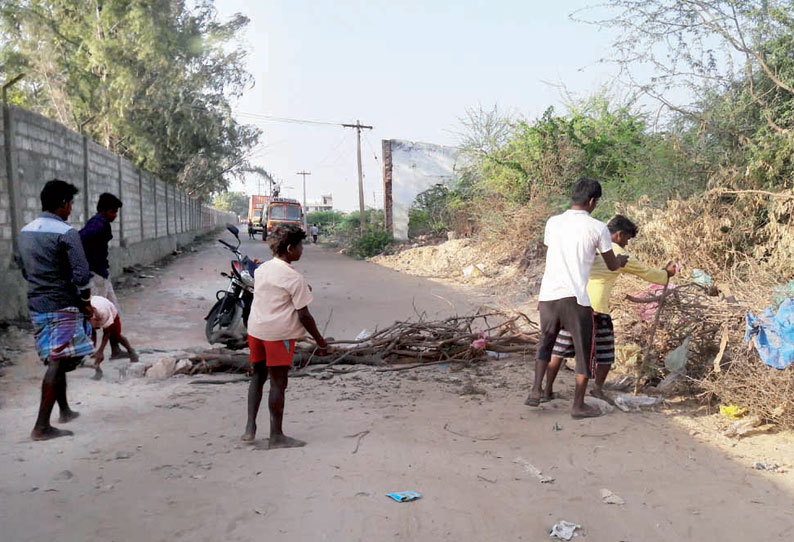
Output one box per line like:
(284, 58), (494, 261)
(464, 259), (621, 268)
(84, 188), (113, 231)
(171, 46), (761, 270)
(123, 234), (487, 351)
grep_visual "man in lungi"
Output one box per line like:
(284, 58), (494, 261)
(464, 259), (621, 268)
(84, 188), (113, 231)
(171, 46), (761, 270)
(19, 179), (94, 441)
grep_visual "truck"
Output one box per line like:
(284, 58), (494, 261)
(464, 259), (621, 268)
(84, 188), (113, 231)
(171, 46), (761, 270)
(261, 198), (304, 239)
(247, 195), (270, 234)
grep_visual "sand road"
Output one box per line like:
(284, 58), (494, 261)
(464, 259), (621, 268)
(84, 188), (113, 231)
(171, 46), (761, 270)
(1, 235), (792, 541)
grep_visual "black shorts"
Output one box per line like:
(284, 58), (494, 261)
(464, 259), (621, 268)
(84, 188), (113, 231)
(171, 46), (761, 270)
(537, 297), (596, 377)
(553, 313), (615, 366)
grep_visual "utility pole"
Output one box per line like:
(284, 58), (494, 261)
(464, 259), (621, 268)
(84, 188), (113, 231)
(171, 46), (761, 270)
(297, 170), (311, 231)
(342, 120), (373, 233)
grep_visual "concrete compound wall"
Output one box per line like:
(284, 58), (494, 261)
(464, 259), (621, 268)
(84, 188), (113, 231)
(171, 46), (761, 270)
(381, 139), (462, 240)
(0, 105), (235, 321)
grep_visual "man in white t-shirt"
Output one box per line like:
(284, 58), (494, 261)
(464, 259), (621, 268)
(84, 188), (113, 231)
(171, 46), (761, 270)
(525, 178), (628, 418)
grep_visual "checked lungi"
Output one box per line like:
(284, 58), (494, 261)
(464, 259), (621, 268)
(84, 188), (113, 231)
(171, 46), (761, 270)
(31, 308), (94, 367)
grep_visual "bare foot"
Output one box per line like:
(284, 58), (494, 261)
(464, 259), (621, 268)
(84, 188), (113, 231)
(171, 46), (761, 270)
(571, 404), (603, 419)
(92, 368), (103, 381)
(129, 350), (140, 363)
(110, 351), (129, 360)
(267, 435), (306, 449)
(31, 426), (74, 441)
(241, 422), (257, 442)
(58, 410), (80, 423)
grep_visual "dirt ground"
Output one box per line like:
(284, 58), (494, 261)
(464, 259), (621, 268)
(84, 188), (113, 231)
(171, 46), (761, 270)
(1, 235), (793, 542)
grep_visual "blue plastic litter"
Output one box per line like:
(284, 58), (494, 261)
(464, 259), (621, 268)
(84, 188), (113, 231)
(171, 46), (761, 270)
(693, 268), (713, 287)
(745, 298), (794, 370)
(386, 491), (421, 503)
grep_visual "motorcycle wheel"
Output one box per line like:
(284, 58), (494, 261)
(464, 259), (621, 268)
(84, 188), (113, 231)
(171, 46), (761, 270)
(205, 297), (229, 342)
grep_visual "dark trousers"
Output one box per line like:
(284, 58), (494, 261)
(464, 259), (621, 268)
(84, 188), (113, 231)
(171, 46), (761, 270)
(537, 297), (595, 377)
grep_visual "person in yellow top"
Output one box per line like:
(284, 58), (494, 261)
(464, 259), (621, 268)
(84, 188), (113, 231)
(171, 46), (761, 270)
(542, 215), (677, 403)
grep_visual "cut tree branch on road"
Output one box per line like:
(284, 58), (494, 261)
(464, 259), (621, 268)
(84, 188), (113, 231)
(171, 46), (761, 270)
(178, 311), (538, 376)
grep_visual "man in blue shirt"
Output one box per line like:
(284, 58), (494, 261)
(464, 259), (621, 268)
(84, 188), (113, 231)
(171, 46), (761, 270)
(18, 179), (94, 440)
(79, 193), (137, 364)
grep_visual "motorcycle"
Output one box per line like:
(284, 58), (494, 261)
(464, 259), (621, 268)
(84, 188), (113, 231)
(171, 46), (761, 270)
(204, 224), (260, 350)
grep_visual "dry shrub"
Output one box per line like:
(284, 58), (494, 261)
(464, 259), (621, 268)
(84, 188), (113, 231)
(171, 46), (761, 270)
(611, 282), (744, 379)
(700, 358), (794, 429)
(612, 189), (794, 428)
(619, 189), (794, 284)
(475, 194), (550, 265)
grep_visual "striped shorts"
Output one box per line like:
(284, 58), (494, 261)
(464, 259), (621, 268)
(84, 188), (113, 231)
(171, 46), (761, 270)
(553, 313), (615, 365)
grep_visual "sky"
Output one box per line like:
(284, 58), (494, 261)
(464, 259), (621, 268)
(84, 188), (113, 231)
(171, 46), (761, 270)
(215, 0), (624, 211)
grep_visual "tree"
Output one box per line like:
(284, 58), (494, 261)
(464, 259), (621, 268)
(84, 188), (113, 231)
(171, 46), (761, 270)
(0, 0), (260, 197)
(213, 191), (248, 218)
(583, 0), (794, 188)
(306, 210), (346, 231)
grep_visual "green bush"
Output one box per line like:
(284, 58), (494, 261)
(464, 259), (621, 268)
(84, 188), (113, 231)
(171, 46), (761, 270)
(349, 229), (393, 259)
(408, 184), (453, 237)
(306, 210), (346, 233)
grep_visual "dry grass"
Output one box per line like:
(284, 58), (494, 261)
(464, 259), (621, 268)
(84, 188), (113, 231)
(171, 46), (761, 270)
(611, 189), (794, 428)
(619, 189), (794, 285)
(475, 194), (550, 267)
(700, 357), (794, 429)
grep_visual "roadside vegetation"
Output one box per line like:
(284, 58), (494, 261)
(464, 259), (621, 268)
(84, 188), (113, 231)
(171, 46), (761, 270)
(307, 210), (392, 259)
(401, 0), (794, 429)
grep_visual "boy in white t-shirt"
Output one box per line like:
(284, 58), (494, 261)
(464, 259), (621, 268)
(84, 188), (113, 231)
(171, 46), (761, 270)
(243, 224), (328, 449)
(88, 295), (139, 380)
(526, 178), (628, 418)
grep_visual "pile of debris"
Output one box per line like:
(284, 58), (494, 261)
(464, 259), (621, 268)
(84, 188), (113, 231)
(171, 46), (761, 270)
(611, 273), (794, 430)
(613, 281), (744, 385)
(140, 311), (539, 379)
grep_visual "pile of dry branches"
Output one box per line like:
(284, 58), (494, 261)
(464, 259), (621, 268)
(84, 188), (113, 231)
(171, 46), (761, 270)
(324, 311), (538, 366)
(611, 273), (794, 429)
(613, 282), (745, 382)
(611, 190), (794, 428)
(184, 310), (538, 375)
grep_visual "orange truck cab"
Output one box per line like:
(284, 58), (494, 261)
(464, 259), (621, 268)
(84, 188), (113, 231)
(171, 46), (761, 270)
(261, 198), (304, 239)
(248, 195), (270, 234)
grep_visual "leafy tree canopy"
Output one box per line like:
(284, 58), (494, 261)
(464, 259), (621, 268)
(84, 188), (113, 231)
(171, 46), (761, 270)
(212, 191), (248, 217)
(1, 0), (260, 197)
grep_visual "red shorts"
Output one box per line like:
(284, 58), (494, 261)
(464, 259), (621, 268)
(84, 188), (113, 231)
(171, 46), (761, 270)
(93, 316), (122, 345)
(105, 316), (122, 340)
(248, 336), (296, 367)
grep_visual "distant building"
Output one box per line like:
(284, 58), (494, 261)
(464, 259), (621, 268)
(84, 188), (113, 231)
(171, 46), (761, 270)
(306, 194), (334, 213)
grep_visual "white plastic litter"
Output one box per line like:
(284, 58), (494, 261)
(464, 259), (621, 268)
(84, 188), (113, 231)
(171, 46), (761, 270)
(583, 395), (614, 415)
(462, 264), (486, 279)
(752, 462), (781, 472)
(600, 488), (626, 505)
(513, 457), (554, 484)
(664, 337), (690, 374)
(486, 351), (508, 359)
(614, 393), (661, 412)
(340, 329), (374, 349)
(550, 520), (581, 540)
